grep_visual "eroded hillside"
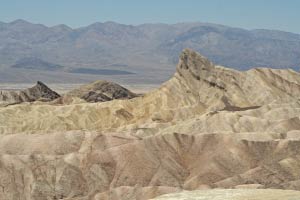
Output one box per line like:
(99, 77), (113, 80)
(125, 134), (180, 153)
(1, 49), (300, 134)
(1, 49), (300, 199)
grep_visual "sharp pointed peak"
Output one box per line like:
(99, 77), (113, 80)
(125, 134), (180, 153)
(177, 49), (215, 77)
(51, 24), (72, 31)
(36, 81), (47, 87)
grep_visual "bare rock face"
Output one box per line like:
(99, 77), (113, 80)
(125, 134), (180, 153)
(0, 81), (60, 106)
(177, 48), (216, 83)
(2, 49), (300, 199)
(175, 49), (300, 110)
(65, 80), (138, 102)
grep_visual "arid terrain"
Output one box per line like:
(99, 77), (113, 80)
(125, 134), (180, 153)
(1, 49), (300, 199)
(152, 189), (300, 200)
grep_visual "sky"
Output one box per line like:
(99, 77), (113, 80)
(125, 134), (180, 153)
(1, 0), (300, 33)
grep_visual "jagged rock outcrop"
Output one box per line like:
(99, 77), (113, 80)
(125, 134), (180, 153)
(0, 81), (60, 106)
(1, 49), (300, 199)
(64, 80), (138, 103)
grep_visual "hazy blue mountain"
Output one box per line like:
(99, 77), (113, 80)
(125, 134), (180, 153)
(69, 68), (134, 75)
(11, 57), (64, 71)
(0, 19), (300, 83)
(161, 25), (300, 69)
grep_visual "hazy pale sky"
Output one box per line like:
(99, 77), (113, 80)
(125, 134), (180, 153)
(1, 0), (299, 33)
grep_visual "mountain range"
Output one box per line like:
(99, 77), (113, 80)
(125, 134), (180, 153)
(0, 19), (300, 83)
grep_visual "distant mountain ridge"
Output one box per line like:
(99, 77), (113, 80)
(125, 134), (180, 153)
(0, 19), (300, 83)
(10, 57), (134, 75)
(11, 57), (64, 71)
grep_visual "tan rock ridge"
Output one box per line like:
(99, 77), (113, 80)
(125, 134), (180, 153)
(1, 49), (300, 134)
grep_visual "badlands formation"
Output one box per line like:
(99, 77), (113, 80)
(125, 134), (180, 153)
(65, 80), (138, 103)
(1, 49), (300, 199)
(0, 81), (60, 106)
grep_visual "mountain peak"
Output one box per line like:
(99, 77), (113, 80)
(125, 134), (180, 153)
(30, 81), (60, 100)
(10, 19), (32, 25)
(0, 81), (60, 105)
(103, 21), (118, 25)
(66, 80), (138, 103)
(177, 49), (215, 81)
(51, 24), (72, 31)
(36, 80), (49, 88)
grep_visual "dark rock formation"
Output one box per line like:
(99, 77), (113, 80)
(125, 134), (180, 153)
(0, 81), (60, 106)
(66, 80), (138, 102)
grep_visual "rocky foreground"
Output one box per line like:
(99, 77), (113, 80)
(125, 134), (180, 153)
(1, 49), (300, 199)
(152, 189), (300, 200)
